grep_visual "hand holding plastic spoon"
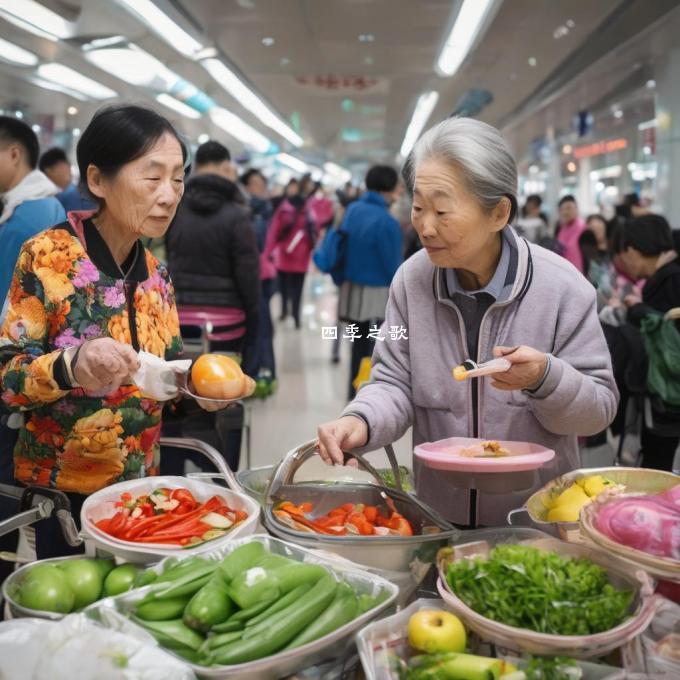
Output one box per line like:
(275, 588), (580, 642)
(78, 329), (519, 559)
(453, 345), (549, 392)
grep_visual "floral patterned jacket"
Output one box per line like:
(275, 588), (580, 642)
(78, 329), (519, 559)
(0, 212), (182, 494)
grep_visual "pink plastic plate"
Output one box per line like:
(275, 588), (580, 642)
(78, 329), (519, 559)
(414, 437), (555, 473)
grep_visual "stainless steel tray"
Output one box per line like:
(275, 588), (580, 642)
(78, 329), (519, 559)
(263, 440), (460, 574)
(87, 533), (399, 680)
(237, 464), (415, 506)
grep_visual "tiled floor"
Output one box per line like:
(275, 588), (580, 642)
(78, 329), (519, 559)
(243, 272), (413, 474)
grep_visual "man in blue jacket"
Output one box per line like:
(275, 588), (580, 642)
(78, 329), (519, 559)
(0, 116), (65, 585)
(39, 146), (96, 213)
(0, 117), (66, 315)
(337, 165), (402, 398)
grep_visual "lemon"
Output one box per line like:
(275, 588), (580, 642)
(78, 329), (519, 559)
(547, 503), (583, 522)
(552, 483), (589, 508)
(583, 475), (607, 497)
(500, 661), (519, 675)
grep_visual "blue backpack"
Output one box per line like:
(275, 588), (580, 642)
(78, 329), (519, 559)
(313, 227), (347, 286)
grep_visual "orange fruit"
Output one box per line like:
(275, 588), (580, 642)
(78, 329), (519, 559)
(191, 354), (245, 400)
(242, 375), (256, 398)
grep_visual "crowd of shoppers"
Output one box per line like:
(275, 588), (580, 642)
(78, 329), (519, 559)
(0, 102), (678, 574)
(515, 186), (680, 471)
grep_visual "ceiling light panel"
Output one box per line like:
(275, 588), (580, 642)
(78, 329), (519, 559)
(0, 36), (38, 66)
(436, 0), (496, 77)
(210, 107), (272, 153)
(156, 93), (202, 119)
(400, 90), (439, 158)
(37, 63), (117, 99)
(113, 0), (203, 58)
(0, 0), (73, 40)
(202, 58), (303, 147)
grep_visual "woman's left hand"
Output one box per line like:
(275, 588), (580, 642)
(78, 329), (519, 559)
(490, 345), (548, 391)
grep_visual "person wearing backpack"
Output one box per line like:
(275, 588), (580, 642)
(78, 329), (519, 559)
(615, 214), (680, 470)
(264, 185), (318, 329)
(337, 165), (402, 399)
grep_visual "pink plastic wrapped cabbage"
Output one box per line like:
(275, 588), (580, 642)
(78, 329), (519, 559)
(594, 486), (680, 559)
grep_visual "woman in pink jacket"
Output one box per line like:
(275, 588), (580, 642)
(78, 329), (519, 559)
(556, 194), (587, 272)
(264, 192), (318, 329)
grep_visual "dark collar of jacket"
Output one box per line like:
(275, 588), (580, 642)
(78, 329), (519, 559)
(61, 218), (149, 282)
(249, 195), (273, 218)
(359, 190), (388, 209)
(642, 256), (680, 302)
(184, 174), (244, 215)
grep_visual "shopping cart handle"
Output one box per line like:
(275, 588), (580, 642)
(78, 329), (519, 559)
(20, 487), (84, 547)
(160, 436), (244, 493)
(20, 486), (72, 513)
(55, 508), (83, 547)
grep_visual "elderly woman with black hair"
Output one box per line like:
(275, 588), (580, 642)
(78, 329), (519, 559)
(319, 117), (619, 526)
(0, 105), (219, 557)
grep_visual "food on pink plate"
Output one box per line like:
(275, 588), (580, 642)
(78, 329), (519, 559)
(458, 440), (510, 458)
(594, 489), (680, 559)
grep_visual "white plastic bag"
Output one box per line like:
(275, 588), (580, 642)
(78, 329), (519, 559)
(0, 614), (195, 679)
(623, 596), (680, 678)
(131, 351), (191, 401)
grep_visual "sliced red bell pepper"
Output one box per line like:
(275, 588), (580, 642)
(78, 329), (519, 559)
(232, 509), (248, 523)
(138, 531), (209, 544)
(95, 518), (111, 533)
(121, 513), (176, 540)
(363, 505), (378, 523)
(388, 515), (414, 536)
(105, 510), (131, 537)
(174, 501), (194, 515)
(170, 488), (197, 506)
(278, 509), (340, 535)
(348, 513), (374, 536)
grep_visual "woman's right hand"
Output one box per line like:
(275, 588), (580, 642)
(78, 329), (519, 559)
(72, 338), (140, 393)
(317, 415), (369, 465)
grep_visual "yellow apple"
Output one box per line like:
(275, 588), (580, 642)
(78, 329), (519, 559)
(407, 609), (467, 654)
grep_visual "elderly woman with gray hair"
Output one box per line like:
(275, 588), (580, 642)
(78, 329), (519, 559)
(318, 117), (619, 526)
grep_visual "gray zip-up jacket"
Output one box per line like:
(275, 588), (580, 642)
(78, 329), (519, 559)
(342, 227), (619, 526)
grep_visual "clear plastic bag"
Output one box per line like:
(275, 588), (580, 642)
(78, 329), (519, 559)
(623, 596), (680, 678)
(0, 614), (195, 679)
(355, 598), (631, 680)
(131, 351), (191, 401)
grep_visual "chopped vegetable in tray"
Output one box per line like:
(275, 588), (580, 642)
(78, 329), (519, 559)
(446, 545), (632, 635)
(95, 488), (248, 547)
(274, 501), (415, 536)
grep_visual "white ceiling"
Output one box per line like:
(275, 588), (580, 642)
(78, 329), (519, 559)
(0, 0), (678, 173)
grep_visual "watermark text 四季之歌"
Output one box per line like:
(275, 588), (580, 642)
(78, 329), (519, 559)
(321, 324), (408, 342)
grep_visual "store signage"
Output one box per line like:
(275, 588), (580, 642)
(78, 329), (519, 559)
(573, 138), (628, 159)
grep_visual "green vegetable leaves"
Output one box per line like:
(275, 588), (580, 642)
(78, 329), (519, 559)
(446, 545), (632, 636)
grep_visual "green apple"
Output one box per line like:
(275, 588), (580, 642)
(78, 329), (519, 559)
(59, 559), (105, 609)
(407, 609), (467, 654)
